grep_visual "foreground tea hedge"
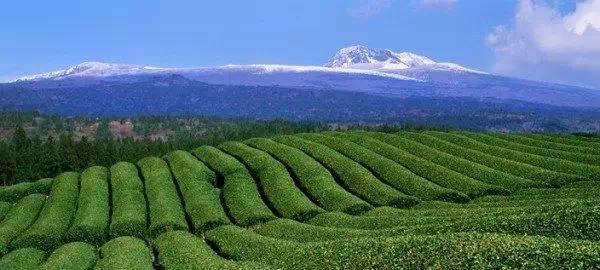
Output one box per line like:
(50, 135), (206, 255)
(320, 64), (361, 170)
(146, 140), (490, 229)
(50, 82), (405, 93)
(399, 131), (583, 186)
(219, 142), (324, 221)
(165, 150), (230, 232)
(12, 172), (80, 251)
(0, 178), (52, 203)
(274, 135), (420, 208)
(245, 138), (372, 214)
(66, 166), (110, 245)
(108, 162), (148, 238)
(137, 157), (188, 237)
(206, 225), (600, 270)
(38, 242), (97, 270)
(0, 247), (46, 269)
(0, 130), (598, 269)
(0, 194), (45, 255)
(362, 131), (545, 191)
(94, 237), (153, 270)
(193, 146), (276, 227)
(306, 133), (472, 202)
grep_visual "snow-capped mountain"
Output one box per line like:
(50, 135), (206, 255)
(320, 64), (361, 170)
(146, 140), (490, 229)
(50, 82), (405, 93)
(5, 46), (600, 109)
(12, 45), (482, 83)
(325, 45), (485, 74)
(12, 61), (420, 83)
(14, 62), (165, 82)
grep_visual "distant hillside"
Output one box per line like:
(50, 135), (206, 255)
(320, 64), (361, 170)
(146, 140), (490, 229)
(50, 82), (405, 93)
(3, 45), (600, 132)
(1, 75), (599, 132)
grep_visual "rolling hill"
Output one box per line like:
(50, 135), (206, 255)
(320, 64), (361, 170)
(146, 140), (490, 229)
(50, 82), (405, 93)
(0, 130), (598, 269)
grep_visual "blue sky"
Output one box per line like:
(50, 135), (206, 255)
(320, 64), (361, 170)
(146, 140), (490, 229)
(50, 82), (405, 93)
(1, 0), (599, 88)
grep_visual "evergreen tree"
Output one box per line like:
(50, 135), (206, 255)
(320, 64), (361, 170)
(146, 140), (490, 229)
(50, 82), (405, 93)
(0, 143), (16, 185)
(96, 120), (113, 139)
(38, 136), (63, 178)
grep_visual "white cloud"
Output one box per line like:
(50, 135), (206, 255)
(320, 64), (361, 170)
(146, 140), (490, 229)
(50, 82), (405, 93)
(487, 0), (600, 88)
(347, 0), (392, 19)
(418, 0), (457, 10)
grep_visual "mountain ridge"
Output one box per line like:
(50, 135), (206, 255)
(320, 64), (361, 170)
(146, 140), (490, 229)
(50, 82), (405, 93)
(11, 45), (484, 83)
(324, 45), (485, 74)
(2, 45), (600, 121)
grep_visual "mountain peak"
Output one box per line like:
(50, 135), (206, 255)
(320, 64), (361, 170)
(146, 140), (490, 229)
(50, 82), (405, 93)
(325, 45), (435, 69)
(325, 45), (482, 74)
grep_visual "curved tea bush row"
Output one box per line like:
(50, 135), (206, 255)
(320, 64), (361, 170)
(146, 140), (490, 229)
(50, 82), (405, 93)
(251, 210), (496, 242)
(256, 219), (375, 242)
(492, 133), (600, 157)
(0, 202), (10, 221)
(207, 225), (600, 270)
(219, 142), (323, 221)
(363, 131), (546, 191)
(66, 166), (110, 245)
(245, 138), (372, 214)
(308, 211), (466, 230)
(310, 133), (507, 198)
(38, 242), (97, 270)
(307, 207), (538, 230)
(566, 134), (600, 143)
(320, 132), (472, 201)
(564, 135), (600, 145)
(137, 157), (188, 237)
(0, 194), (45, 255)
(455, 132), (600, 181)
(309, 197), (600, 230)
(12, 172), (80, 251)
(94, 237), (153, 270)
(154, 230), (273, 269)
(504, 187), (600, 200)
(524, 133), (600, 152)
(469, 132), (600, 167)
(275, 135), (420, 208)
(255, 203), (600, 243)
(399, 132), (582, 187)
(108, 162), (148, 238)
(192, 146), (275, 227)
(164, 150), (230, 232)
(330, 132), (503, 199)
(0, 247), (46, 270)
(0, 178), (53, 203)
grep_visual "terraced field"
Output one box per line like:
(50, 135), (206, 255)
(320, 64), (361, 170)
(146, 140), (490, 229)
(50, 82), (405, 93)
(0, 131), (599, 269)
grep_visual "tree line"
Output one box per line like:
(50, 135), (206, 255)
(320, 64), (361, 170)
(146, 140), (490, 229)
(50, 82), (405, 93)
(0, 119), (326, 186)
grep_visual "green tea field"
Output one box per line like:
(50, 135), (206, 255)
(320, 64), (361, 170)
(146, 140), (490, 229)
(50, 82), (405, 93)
(0, 131), (599, 269)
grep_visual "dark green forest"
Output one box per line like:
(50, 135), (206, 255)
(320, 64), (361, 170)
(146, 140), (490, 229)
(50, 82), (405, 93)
(0, 112), (329, 185)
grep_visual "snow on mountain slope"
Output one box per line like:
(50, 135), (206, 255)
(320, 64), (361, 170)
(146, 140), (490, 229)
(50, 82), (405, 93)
(216, 64), (419, 80)
(14, 62), (165, 82)
(12, 45), (480, 83)
(12, 62), (420, 83)
(325, 45), (485, 74)
(7, 46), (600, 109)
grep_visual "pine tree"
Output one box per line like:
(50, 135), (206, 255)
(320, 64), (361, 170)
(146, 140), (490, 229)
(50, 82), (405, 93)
(0, 143), (16, 185)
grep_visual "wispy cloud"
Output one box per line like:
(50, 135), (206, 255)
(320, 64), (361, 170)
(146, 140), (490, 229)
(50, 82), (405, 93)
(418, 0), (457, 10)
(347, 0), (392, 19)
(486, 0), (600, 88)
